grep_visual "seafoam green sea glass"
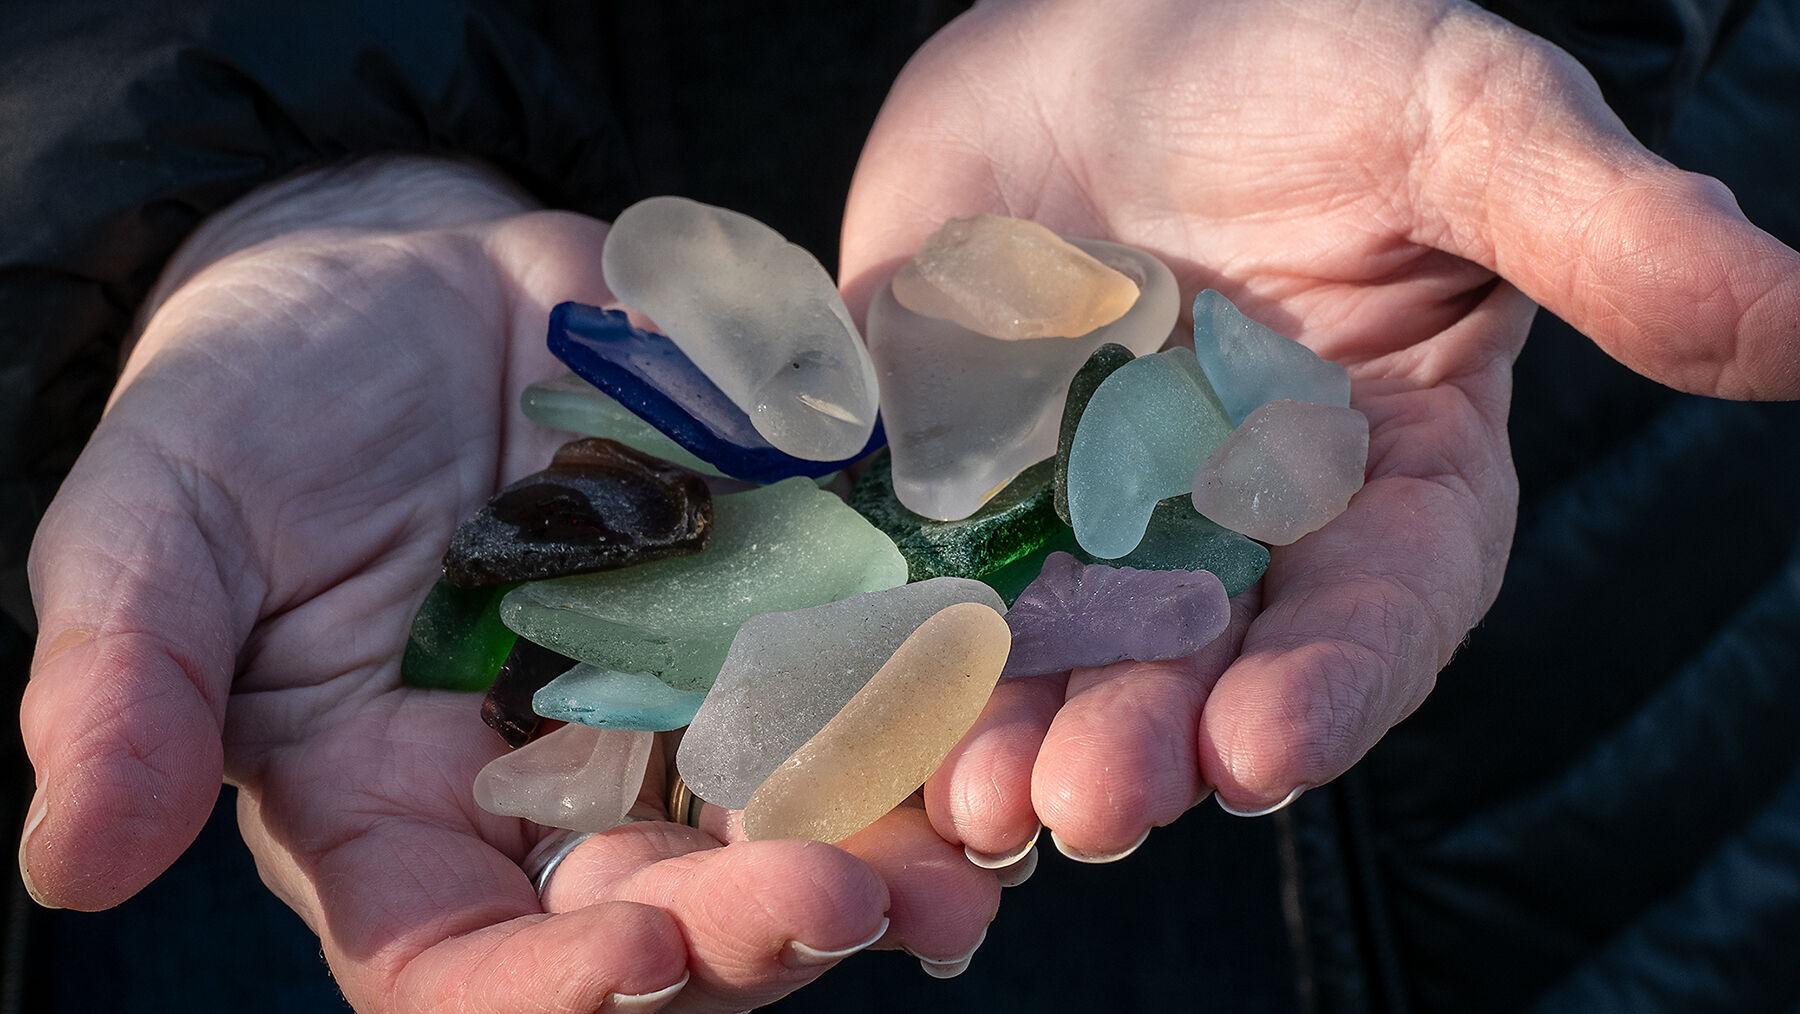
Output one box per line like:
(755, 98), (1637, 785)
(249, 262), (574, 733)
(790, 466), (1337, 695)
(677, 578), (1004, 809)
(521, 373), (723, 476)
(1192, 290), (1350, 425)
(1067, 347), (1232, 559)
(532, 664), (705, 732)
(868, 238), (1178, 521)
(1055, 343), (1135, 524)
(1101, 497), (1270, 597)
(400, 580), (517, 691)
(501, 478), (907, 692)
(849, 451), (1062, 582)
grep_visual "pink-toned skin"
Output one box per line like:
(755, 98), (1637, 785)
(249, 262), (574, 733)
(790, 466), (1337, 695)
(17, 158), (1001, 1010)
(843, 0), (1800, 865)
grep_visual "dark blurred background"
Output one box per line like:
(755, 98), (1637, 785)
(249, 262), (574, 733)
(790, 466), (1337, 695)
(5, 1), (1800, 1011)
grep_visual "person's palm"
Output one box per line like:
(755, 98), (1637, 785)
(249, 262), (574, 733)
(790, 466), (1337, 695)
(842, 0), (1800, 861)
(21, 162), (1001, 1010)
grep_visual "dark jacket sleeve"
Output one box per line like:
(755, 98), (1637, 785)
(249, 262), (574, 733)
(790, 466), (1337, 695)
(0, 1), (640, 595)
(1483, 0), (1759, 145)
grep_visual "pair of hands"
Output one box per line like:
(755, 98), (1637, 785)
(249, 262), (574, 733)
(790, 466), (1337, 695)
(19, 0), (1799, 1010)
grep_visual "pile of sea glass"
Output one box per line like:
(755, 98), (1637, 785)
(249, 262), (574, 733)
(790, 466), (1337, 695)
(401, 197), (1368, 843)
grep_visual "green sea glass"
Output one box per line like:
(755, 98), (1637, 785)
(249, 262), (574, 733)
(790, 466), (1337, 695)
(1067, 347), (1232, 560)
(501, 478), (907, 692)
(849, 450), (1063, 583)
(521, 373), (723, 477)
(1095, 497), (1269, 597)
(1054, 343), (1135, 524)
(400, 580), (518, 691)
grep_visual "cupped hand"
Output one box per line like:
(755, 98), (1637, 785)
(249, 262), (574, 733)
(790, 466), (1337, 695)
(18, 158), (1001, 1011)
(841, 0), (1800, 862)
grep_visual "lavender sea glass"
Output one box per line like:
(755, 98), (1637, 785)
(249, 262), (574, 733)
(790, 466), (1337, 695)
(1002, 552), (1231, 678)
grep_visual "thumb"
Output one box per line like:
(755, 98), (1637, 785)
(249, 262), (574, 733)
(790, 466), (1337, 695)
(1415, 7), (1800, 400)
(19, 425), (253, 910)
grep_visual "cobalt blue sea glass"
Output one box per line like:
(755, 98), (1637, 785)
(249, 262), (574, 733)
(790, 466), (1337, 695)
(548, 302), (886, 483)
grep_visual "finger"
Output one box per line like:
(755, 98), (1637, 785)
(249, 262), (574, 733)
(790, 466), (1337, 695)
(1031, 599), (1251, 861)
(1200, 334), (1518, 811)
(18, 437), (253, 910)
(839, 806), (1001, 973)
(922, 677), (1061, 866)
(552, 831), (891, 1013)
(400, 901), (691, 1013)
(1414, 6), (1800, 399)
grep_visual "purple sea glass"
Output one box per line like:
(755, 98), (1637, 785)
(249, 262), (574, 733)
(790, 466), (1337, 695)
(548, 303), (885, 483)
(1002, 552), (1231, 678)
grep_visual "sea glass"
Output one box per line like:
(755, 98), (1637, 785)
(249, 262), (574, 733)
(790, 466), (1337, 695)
(868, 238), (1178, 521)
(1003, 553), (1230, 678)
(548, 303), (885, 484)
(533, 664), (706, 732)
(601, 196), (879, 460)
(1066, 347), (1232, 559)
(1100, 497), (1270, 597)
(501, 478), (907, 692)
(473, 723), (652, 833)
(443, 438), (712, 587)
(892, 215), (1139, 340)
(400, 580), (516, 691)
(481, 639), (574, 748)
(521, 373), (722, 476)
(1054, 343), (1135, 523)
(678, 578), (1004, 809)
(848, 451), (1062, 583)
(1193, 400), (1369, 545)
(742, 602), (1010, 843)
(1191, 290), (1350, 424)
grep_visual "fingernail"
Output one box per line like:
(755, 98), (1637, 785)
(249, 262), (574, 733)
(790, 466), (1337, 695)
(916, 927), (986, 979)
(1216, 785), (1306, 818)
(964, 825), (1040, 869)
(606, 970), (689, 1011)
(1050, 827), (1150, 864)
(784, 916), (889, 967)
(996, 847), (1038, 888)
(17, 788), (55, 910)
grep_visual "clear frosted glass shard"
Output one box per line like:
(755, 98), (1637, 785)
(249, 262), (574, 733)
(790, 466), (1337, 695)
(1193, 400), (1369, 545)
(472, 723), (652, 833)
(677, 578), (1003, 810)
(1066, 347), (1232, 559)
(1191, 290), (1350, 424)
(891, 215), (1139, 340)
(500, 478), (907, 692)
(601, 196), (879, 460)
(533, 664), (706, 732)
(870, 238), (1178, 521)
(742, 602), (1010, 843)
(1002, 553), (1230, 678)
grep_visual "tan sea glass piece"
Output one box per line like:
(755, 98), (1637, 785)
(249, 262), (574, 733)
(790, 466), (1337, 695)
(742, 602), (1010, 843)
(892, 215), (1140, 340)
